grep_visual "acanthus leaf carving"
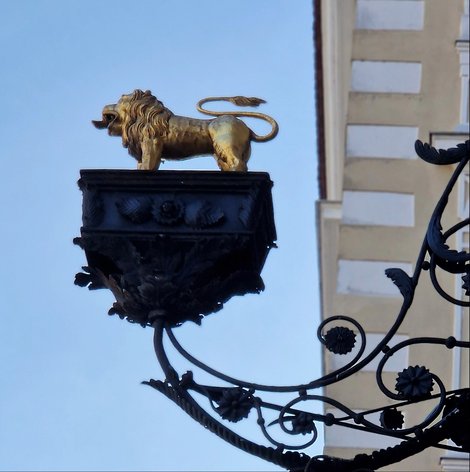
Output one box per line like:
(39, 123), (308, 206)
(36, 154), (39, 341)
(76, 234), (262, 326)
(116, 196), (153, 224)
(184, 200), (225, 228)
(82, 190), (104, 227)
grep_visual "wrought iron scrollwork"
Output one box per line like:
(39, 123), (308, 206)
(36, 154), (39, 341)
(75, 141), (469, 471)
(143, 141), (469, 471)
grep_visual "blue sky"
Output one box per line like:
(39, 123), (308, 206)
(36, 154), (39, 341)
(0, 1), (320, 470)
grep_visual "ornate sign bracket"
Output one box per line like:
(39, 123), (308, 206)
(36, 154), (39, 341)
(75, 141), (469, 472)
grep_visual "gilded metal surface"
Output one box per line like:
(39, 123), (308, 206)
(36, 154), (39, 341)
(92, 90), (278, 172)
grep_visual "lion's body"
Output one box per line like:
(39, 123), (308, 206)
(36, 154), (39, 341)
(92, 90), (278, 172)
(164, 116), (213, 158)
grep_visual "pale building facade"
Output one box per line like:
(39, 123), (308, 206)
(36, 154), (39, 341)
(315, 1), (469, 470)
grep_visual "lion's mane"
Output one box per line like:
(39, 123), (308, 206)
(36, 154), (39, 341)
(120, 90), (173, 160)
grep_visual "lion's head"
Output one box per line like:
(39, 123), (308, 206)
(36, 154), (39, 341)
(92, 89), (173, 160)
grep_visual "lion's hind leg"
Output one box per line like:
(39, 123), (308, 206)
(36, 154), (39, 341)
(213, 142), (250, 172)
(209, 117), (251, 172)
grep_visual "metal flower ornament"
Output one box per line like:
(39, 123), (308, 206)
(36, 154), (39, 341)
(75, 91), (469, 472)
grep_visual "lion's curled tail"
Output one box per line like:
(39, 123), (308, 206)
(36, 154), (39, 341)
(196, 96), (279, 142)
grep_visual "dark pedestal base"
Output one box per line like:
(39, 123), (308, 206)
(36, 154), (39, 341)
(74, 170), (276, 326)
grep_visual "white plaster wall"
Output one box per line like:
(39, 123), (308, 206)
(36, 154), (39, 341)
(351, 61), (422, 93)
(440, 454), (470, 471)
(431, 135), (466, 150)
(347, 125), (418, 159)
(337, 260), (413, 297)
(329, 333), (409, 372)
(356, 0), (424, 30)
(460, 0), (469, 40)
(458, 171), (469, 221)
(342, 191), (415, 227)
(456, 40), (469, 127)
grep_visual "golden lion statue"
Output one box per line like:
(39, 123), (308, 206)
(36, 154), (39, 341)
(92, 89), (278, 172)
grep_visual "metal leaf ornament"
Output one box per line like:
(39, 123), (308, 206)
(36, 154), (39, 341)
(215, 388), (254, 422)
(415, 139), (469, 165)
(442, 392), (470, 450)
(324, 326), (356, 355)
(380, 407), (404, 430)
(462, 270), (469, 296)
(385, 268), (413, 301)
(395, 365), (433, 399)
(74, 266), (103, 290)
(291, 412), (316, 435)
